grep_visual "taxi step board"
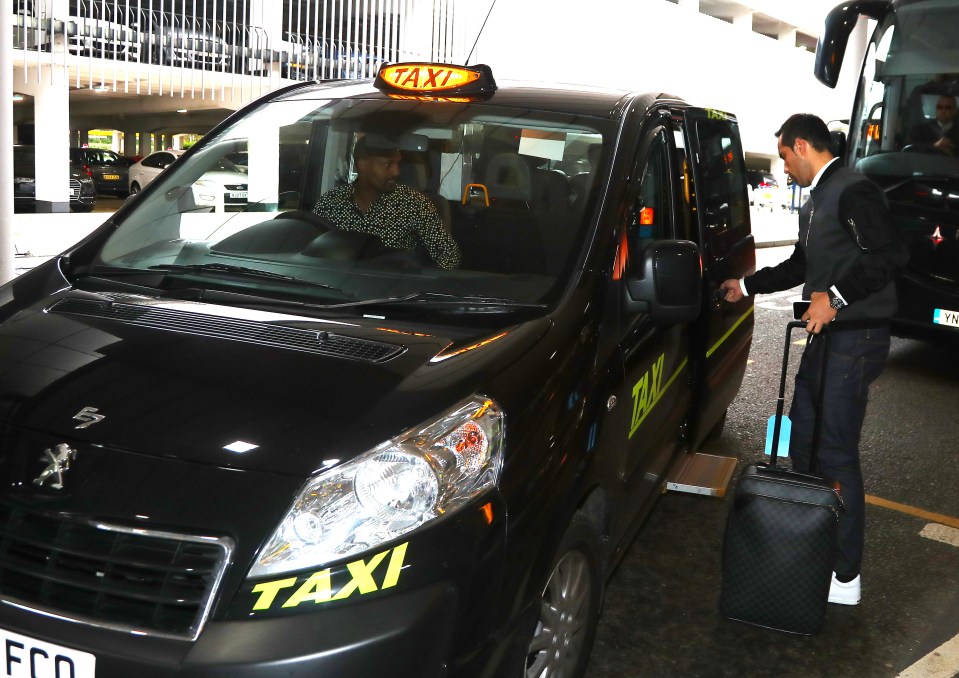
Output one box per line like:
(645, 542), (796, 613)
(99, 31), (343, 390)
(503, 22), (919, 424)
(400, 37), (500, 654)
(666, 453), (738, 498)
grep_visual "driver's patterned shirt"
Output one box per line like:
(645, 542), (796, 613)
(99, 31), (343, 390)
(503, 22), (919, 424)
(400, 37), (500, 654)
(313, 183), (461, 269)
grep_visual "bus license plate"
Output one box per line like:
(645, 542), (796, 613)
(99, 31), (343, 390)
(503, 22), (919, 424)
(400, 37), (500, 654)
(102, 174), (120, 180)
(933, 308), (959, 328)
(0, 626), (95, 677)
(228, 191), (247, 199)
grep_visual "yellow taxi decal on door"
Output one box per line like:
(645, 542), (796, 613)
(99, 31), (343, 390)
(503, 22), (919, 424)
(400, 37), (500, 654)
(629, 353), (689, 439)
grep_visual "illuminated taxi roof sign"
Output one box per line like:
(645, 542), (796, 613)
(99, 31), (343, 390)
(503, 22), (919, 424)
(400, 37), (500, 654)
(375, 63), (497, 98)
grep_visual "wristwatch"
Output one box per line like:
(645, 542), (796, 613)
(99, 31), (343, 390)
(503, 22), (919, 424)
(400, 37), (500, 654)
(827, 289), (846, 311)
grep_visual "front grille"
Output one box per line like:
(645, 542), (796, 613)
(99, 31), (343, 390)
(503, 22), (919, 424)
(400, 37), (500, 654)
(0, 503), (232, 640)
(48, 297), (405, 363)
(69, 179), (80, 198)
(223, 184), (246, 191)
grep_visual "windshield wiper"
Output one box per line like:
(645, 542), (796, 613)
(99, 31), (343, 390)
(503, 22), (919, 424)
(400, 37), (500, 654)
(149, 262), (292, 279)
(317, 292), (547, 311)
(150, 263), (345, 292)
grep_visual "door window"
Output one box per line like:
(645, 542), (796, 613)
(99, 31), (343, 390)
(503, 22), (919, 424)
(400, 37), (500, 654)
(142, 153), (168, 169)
(692, 119), (749, 261)
(618, 129), (674, 280)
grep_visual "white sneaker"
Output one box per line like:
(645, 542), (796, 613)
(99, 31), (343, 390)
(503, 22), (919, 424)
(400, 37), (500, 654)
(828, 573), (861, 606)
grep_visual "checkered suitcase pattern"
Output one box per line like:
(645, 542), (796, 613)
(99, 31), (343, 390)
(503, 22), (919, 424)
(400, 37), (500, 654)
(719, 465), (842, 634)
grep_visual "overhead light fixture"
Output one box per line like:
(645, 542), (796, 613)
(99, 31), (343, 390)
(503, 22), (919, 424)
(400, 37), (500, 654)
(177, 109), (188, 113)
(92, 84), (110, 92)
(12, 94), (24, 102)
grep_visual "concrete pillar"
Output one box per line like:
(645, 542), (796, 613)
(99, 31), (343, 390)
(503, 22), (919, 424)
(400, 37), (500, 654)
(250, 0), (283, 79)
(122, 131), (137, 155)
(78, 130), (89, 146)
(139, 132), (152, 157)
(250, 0), (282, 43)
(34, 67), (71, 213)
(778, 27), (797, 47)
(731, 9), (753, 31)
(248, 125), (279, 211)
(401, 0), (435, 61)
(1, 4), (14, 282)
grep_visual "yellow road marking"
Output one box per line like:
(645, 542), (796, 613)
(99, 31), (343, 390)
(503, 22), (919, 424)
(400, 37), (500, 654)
(865, 494), (959, 530)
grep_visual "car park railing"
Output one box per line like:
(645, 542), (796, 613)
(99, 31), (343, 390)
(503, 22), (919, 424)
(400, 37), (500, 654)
(9, 0), (454, 93)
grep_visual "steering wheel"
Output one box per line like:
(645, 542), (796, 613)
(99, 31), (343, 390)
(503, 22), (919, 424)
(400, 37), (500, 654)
(901, 143), (948, 156)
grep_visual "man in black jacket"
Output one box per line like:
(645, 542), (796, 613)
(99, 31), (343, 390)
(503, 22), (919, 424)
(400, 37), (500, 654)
(721, 114), (908, 606)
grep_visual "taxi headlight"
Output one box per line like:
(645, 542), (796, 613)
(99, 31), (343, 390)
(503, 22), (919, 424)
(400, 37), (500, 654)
(248, 395), (504, 578)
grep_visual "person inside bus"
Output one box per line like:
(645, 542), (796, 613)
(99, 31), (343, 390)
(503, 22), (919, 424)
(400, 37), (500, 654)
(907, 94), (958, 155)
(313, 134), (461, 269)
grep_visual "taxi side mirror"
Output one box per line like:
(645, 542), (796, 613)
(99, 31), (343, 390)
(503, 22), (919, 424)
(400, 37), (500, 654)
(623, 240), (702, 324)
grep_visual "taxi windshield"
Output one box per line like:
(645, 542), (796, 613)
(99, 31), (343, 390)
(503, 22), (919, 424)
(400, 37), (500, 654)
(88, 94), (611, 316)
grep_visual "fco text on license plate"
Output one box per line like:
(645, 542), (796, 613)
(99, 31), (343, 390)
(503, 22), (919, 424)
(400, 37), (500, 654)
(1, 626), (95, 677)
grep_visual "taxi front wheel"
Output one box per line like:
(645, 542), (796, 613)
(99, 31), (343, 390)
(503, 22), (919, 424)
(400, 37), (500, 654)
(522, 512), (604, 678)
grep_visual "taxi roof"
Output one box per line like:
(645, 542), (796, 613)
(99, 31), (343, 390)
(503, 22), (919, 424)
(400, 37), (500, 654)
(273, 77), (666, 121)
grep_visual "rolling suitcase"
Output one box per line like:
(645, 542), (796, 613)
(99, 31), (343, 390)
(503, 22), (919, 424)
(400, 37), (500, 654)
(719, 320), (844, 635)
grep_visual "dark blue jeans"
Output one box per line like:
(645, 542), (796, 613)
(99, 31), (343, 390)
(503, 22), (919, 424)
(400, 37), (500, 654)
(788, 325), (890, 580)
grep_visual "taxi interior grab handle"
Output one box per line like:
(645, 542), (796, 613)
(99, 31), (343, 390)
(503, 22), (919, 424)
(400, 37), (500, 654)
(462, 183), (489, 207)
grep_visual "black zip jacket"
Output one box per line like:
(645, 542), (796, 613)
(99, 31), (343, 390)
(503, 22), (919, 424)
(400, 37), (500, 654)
(744, 161), (909, 313)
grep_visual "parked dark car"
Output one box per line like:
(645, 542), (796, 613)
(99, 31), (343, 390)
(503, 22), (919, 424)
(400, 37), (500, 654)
(13, 145), (97, 212)
(70, 147), (133, 196)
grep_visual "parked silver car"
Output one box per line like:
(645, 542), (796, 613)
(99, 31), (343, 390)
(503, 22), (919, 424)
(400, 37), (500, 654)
(129, 150), (248, 211)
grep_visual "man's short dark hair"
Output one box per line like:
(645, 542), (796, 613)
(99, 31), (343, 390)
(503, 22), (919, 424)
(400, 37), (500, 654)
(353, 133), (401, 159)
(775, 113), (831, 152)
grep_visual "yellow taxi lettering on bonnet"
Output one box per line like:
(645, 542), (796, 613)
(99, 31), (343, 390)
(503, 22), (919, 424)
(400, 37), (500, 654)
(251, 542), (409, 611)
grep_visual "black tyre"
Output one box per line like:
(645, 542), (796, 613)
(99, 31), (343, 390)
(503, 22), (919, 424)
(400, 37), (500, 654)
(523, 513), (604, 678)
(129, 182), (141, 195)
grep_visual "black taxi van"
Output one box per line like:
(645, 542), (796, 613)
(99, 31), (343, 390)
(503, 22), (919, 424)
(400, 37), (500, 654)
(0, 64), (754, 677)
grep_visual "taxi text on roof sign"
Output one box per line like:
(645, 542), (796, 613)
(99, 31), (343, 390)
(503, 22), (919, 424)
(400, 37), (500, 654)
(375, 62), (497, 97)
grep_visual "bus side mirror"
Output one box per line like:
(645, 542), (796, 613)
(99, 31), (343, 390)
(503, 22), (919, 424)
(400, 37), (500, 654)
(814, 0), (890, 88)
(624, 240), (702, 325)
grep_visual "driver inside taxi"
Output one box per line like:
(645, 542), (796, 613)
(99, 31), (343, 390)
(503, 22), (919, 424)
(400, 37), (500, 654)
(312, 134), (462, 269)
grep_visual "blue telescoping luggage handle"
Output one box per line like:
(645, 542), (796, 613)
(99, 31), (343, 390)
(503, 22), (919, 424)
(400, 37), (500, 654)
(768, 320), (828, 472)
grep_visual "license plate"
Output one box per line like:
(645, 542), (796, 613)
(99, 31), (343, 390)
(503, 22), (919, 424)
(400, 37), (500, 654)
(228, 191), (247, 199)
(933, 308), (959, 328)
(102, 174), (120, 180)
(0, 626), (95, 677)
